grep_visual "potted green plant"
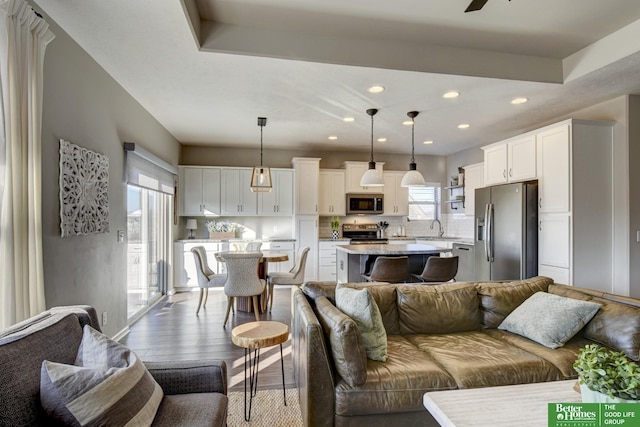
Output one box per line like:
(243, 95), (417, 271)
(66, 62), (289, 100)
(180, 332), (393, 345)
(573, 343), (640, 403)
(330, 216), (340, 239)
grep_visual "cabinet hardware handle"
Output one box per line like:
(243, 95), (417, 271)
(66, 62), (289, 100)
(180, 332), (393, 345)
(503, 169), (507, 178)
(539, 197), (542, 208)
(509, 168), (512, 177)
(539, 220), (542, 232)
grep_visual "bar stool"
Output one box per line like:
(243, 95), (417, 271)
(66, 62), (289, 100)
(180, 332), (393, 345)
(362, 256), (409, 283)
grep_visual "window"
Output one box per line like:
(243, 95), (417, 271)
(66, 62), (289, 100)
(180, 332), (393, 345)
(408, 184), (440, 221)
(127, 185), (172, 320)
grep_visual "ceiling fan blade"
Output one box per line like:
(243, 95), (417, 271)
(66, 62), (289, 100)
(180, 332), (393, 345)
(465, 0), (489, 12)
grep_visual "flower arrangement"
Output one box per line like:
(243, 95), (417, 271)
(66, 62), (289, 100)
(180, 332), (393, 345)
(205, 221), (243, 238)
(574, 343), (640, 402)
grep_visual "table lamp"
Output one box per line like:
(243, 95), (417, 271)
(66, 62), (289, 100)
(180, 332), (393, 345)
(186, 219), (197, 239)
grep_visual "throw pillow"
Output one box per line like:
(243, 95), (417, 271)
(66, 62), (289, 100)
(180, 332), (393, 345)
(40, 325), (163, 426)
(335, 283), (388, 362)
(498, 292), (601, 349)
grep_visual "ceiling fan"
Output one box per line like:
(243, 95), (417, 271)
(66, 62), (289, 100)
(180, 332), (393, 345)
(465, 0), (510, 13)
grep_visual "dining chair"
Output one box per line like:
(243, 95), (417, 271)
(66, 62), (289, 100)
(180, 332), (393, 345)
(220, 251), (265, 327)
(266, 246), (310, 313)
(412, 255), (459, 283)
(191, 247), (227, 315)
(245, 241), (263, 251)
(362, 256), (409, 283)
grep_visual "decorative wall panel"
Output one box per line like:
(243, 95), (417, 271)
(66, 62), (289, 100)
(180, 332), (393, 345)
(59, 139), (110, 237)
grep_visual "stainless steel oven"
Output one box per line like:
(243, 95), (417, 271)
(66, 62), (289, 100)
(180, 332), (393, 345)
(342, 224), (388, 244)
(346, 193), (384, 215)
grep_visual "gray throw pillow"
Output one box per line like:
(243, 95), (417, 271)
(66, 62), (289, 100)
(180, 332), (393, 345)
(335, 283), (388, 362)
(498, 291), (601, 349)
(40, 325), (163, 426)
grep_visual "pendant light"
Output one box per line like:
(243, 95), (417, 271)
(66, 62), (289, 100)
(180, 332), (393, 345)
(360, 108), (384, 187)
(401, 111), (426, 187)
(250, 117), (272, 192)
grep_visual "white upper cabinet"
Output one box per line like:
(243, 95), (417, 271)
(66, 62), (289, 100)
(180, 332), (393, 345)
(383, 171), (409, 216)
(292, 158), (320, 215)
(483, 144), (508, 186)
(483, 135), (536, 186)
(507, 135), (537, 182)
(258, 169), (294, 216)
(536, 124), (570, 213)
(319, 170), (346, 216)
(180, 166), (221, 216)
(221, 168), (257, 216)
(344, 161), (384, 193)
(463, 162), (484, 216)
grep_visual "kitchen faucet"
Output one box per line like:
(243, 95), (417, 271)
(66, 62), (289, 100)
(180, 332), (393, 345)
(430, 219), (445, 237)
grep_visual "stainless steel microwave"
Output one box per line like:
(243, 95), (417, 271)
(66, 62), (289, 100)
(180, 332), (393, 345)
(346, 193), (384, 215)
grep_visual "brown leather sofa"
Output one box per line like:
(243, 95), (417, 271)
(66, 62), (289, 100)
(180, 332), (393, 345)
(292, 277), (640, 426)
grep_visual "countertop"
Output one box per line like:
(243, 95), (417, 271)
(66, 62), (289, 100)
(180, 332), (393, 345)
(175, 238), (296, 243)
(335, 243), (451, 255)
(319, 236), (474, 245)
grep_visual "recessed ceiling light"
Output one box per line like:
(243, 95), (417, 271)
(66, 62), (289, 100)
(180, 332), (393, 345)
(343, 117), (355, 122)
(423, 140), (434, 145)
(458, 124), (470, 129)
(511, 97), (529, 105)
(402, 120), (413, 126)
(328, 136), (338, 140)
(368, 85), (385, 94)
(377, 138), (387, 142)
(443, 91), (460, 99)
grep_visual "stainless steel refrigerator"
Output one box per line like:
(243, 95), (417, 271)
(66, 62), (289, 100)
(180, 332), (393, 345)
(474, 181), (538, 281)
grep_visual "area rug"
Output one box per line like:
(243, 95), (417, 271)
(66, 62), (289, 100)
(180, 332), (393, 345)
(227, 388), (303, 426)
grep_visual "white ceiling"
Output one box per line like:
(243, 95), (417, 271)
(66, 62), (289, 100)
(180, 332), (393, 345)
(33, 0), (640, 156)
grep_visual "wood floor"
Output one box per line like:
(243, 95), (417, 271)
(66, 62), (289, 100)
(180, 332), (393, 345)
(120, 286), (296, 393)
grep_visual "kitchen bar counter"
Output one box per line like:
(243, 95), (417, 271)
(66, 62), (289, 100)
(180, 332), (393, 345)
(336, 244), (450, 283)
(336, 243), (445, 254)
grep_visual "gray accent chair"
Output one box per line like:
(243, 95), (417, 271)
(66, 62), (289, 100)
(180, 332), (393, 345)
(220, 251), (266, 327)
(191, 246), (226, 315)
(412, 255), (459, 283)
(266, 246), (310, 313)
(0, 306), (227, 426)
(362, 256), (409, 283)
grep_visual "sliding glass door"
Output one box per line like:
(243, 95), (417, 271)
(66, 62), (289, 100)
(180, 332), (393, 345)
(127, 185), (172, 319)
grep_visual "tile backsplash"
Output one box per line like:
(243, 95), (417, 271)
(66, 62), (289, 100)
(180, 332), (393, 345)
(319, 213), (474, 239)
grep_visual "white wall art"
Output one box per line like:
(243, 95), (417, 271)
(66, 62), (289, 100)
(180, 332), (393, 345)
(59, 139), (110, 237)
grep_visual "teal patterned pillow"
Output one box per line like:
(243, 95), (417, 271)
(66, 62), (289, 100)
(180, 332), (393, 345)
(335, 284), (388, 361)
(498, 292), (601, 349)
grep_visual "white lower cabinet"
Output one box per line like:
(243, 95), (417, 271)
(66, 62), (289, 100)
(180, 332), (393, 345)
(262, 241), (296, 274)
(318, 241), (348, 281)
(173, 241), (227, 290)
(415, 239), (452, 249)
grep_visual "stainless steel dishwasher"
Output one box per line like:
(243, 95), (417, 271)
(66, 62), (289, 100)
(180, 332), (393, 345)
(452, 242), (475, 281)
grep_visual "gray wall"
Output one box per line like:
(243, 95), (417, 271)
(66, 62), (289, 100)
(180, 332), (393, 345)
(181, 145), (447, 184)
(38, 6), (181, 336)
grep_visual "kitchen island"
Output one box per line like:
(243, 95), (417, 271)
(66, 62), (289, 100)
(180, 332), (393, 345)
(336, 243), (450, 283)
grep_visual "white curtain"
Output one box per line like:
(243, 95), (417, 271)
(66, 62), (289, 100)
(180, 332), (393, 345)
(0, 0), (54, 330)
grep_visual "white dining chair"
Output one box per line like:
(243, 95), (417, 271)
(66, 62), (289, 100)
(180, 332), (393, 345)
(220, 251), (266, 327)
(266, 246), (310, 313)
(191, 247), (227, 315)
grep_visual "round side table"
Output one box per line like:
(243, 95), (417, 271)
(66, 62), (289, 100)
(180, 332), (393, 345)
(231, 321), (289, 421)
